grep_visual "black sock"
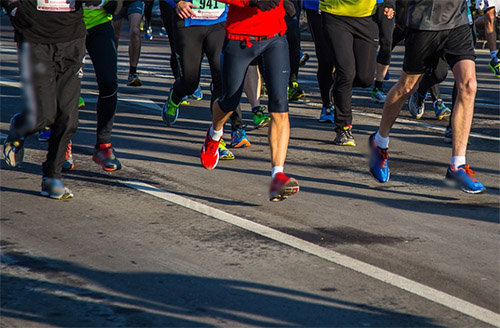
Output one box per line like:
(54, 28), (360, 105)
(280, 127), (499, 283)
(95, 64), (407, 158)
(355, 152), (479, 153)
(374, 80), (383, 91)
(129, 66), (137, 75)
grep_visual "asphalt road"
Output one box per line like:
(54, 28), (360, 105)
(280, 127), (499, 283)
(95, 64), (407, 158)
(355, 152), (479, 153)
(1, 17), (499, 327)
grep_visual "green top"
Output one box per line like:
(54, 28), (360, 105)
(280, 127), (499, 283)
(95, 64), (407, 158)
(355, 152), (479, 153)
(83, 0), (113, 30)
(319, 0), (377, 17)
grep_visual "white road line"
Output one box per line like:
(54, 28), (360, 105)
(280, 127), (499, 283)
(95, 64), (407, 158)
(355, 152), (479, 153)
(121, 180), (499, 327)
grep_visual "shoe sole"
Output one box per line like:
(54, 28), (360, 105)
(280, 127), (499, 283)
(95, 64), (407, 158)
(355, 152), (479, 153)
(289, 94), (306, 101)
(254, 118), (270, 129)
(370, 98), (385, 104)
(269, 179), (299, 202)
(92, 156), (121, 172)
(4, 147), (23, 168)
(333, 141), (356, 146)
(127, 80), (142, 87)
(41, 189), (74, 199)
(230, 140), (251, 148)
(444, 177), (486, 194)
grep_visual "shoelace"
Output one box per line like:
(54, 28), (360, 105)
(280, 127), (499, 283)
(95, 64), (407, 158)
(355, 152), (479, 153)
(378, 148), (389, 168)
(65, 143), (72, 160)
(461, 165), (478, 182)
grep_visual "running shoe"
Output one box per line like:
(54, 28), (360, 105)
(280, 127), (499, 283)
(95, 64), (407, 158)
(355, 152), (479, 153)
(488, 58), (500, 77)
(41, 177), (73, 200)
(162, 90), (180, 126)
(92, 143), (121, 171)
(371, 89), (386, 104)
(190, 85), (203, 101)
(38, 127), (51, 142)
(333, 125), (356, 146)
(145, 26), (153, 40)
(180, 96), (190, 106)
(78, 96), (85, 108)
(288, 81), (305, 101)
(408, 92), (426, 119)
(252, 106), (271, 129)
(368, 133), (390, 183)
(433, 99), (451, 120)
(218, 139), (235, 160)
(62, 141), (74, 171)
(200, 127), (221, 170)
(269, 172), (299, 202)
(319, 104), (334, 123)
(299, 51), (310, 66)
(159, 26), (167, 37)
(445, 164), (486, 194)
(3, 114), (24, 167)
(261, 83), (267, 96)
(230, 128), (251, 148)
(3, 135), (24, 168)
(127, 73), (142, 86)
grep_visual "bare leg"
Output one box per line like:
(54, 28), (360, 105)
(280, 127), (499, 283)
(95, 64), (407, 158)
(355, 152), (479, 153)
(128, 13), (142, 68)
(378, 72), (422, 137)
(375, 63), (390, 82)
(450, 60), (476, 157)
(212, 101), (233, 132)
(268, 112), (290, 167)
(113, 19), (123, 46)
(484, 8), (497, 53)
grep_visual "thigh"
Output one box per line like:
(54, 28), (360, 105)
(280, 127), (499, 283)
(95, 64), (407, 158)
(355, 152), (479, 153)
(260, 36), (290, 113)
(86, 22), (118, 86)
(218, 39), (256, 112)
(176, 26), (205, 79)
(443, 24), (476, 69)
(322, 13), (355, 78)
(403, 29), (445, 74)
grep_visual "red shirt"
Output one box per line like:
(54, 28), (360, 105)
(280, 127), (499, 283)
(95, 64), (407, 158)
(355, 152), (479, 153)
(220, 0), (287, 38)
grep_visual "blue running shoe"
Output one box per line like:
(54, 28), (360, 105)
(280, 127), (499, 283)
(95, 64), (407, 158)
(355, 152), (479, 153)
(433, 99), (451, 120)
(230, 128), (251, 148)
(368, 133), (389, 183)
(319, 104), (334, 123)
(180, 96), (190, 106)
(38, 127), (51, 142)
(41, 177), (74, 200)
(446, 164), (486, 194)
(190, 85), (203, 101)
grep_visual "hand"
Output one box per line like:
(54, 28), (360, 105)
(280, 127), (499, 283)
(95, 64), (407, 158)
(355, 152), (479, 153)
(248, 0), (280, 12)
(283, 0), (295, 17)
(6, 1), (34, 31)
(384, 7), (394, 20)
(176, 1), (196, 19)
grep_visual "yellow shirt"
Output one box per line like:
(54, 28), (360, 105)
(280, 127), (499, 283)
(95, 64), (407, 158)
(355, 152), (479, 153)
(319, 0), (377, 17)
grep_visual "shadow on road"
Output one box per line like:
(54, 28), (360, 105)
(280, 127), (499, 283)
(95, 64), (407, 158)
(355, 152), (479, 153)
(0, 251), (441, 327)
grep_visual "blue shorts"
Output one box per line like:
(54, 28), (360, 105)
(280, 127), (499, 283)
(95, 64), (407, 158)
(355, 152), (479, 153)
(218, 35), (290, 113)
(113, 1), (145, 20)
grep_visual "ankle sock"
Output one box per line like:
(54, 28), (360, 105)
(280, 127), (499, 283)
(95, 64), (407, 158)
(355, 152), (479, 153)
(209, 125), (223, 141)
(374, 131), (389, 149)
(451, 156), (466, 170)
(271, 166), (284, 178)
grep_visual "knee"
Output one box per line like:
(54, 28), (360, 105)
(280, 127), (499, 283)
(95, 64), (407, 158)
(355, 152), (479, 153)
(98, 80), (118, 98)
(457, 77), (477, 98)
(130, 26), (141, 39)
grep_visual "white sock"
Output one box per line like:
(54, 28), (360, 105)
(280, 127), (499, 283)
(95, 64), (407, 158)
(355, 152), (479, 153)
(209, 125), (223, 141)
(374, 131), (389, 149)
(490, 50), (499, 62)
(451, 156), (466, 170)
(271, 166), (284, 178)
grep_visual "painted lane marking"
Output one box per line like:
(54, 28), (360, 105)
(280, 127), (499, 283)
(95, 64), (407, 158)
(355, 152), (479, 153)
(121, 180), (500, 327)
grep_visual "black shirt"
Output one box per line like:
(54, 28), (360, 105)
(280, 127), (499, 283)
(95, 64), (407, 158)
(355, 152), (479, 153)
(407, 0), (469, 31)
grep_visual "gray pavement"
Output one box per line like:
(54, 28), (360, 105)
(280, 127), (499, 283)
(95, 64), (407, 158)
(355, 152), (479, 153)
(1, 17), (499, 327)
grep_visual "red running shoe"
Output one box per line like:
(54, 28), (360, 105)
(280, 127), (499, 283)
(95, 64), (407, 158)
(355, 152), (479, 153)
(269, 172), (299, 202)
(200, 127), (220, 170)
(92, 143), (121, 172)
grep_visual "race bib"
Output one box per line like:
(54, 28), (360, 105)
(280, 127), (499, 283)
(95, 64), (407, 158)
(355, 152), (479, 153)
(37, 0), (76, 12)
(191, 0), (224, 20)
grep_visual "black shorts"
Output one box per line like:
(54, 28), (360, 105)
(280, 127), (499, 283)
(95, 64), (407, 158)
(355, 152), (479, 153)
(403, 24), (475, 74)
